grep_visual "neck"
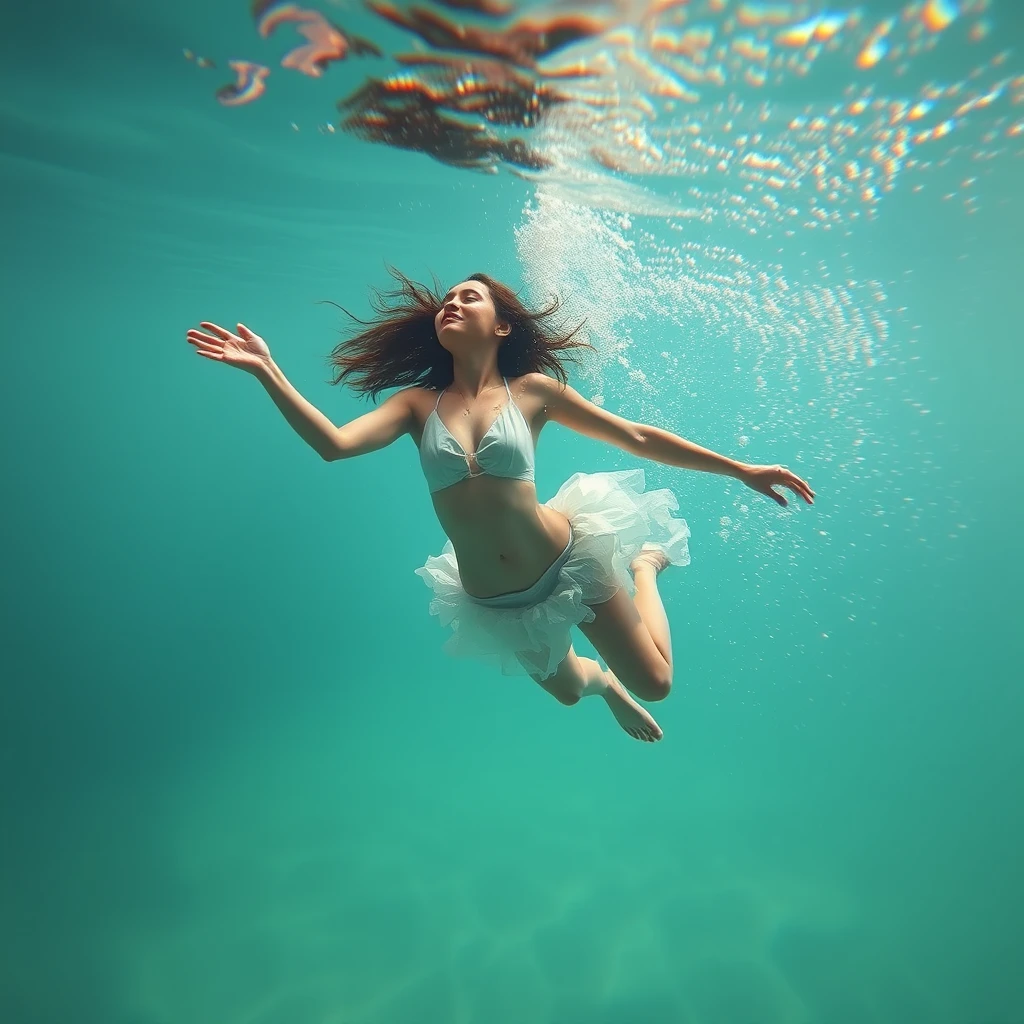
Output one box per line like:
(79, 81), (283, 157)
(450, 363), (503, 400)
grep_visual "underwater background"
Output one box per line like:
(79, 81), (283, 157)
(2, 0), (1023, 1021)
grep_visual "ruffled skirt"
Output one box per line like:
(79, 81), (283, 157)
(414, 469), (691, 680)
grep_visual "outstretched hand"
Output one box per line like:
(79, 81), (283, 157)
(186, 321), (272, 374)
(739, 463), (814, 507)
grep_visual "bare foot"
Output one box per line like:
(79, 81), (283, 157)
(629, 543), (670, 576)
(602, 670), (663, 742)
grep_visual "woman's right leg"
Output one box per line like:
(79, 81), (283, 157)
(528, 646), (663, 742)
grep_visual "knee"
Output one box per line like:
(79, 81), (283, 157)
(531, 672), (582, 706)
(639, 668), (673, 702)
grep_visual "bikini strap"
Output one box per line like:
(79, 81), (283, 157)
(502, 376), (511, 397)
(433, 387), (446, 412)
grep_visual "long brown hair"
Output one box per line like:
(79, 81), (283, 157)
(324, 267), (594, 400)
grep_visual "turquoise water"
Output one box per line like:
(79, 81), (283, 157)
(3, 1), (1023, 1022)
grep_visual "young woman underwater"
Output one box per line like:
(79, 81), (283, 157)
(186, 270), (814, 743)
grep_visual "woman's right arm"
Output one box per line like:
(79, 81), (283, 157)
(255, 361), (416, 462)
(187, 320), (416, 462)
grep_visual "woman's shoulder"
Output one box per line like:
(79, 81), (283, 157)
(515, 372), (568, 397)
(395, 384), (442, 420)
(391, 383), (442, 400)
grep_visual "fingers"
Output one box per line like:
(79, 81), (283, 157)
(783, 477), (814, 504)
(749, 464), (815, 507)
(790, 471), (815, 503)
(186, 329), (223, 347)
(186, 331), (225, 366)
(774, 467), (815, 505)
(791, 475), (815, 504)
(187, 321), (241, 363)
(186, 326), (229, 365)
(199, 321), (233, 339)
(237, 322), (253, 339)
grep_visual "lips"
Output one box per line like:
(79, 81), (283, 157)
(441, 313), (461, 325)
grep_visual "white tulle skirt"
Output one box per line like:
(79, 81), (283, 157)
(414, 469), (691, 680)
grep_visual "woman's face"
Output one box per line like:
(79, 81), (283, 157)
(435, 280), (508, 347)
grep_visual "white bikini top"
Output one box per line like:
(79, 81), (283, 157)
(418, 377), (536, 495)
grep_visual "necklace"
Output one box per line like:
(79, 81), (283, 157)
(450, 381), (503, 417)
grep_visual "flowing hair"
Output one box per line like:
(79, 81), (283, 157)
(324, 267), (594, 400)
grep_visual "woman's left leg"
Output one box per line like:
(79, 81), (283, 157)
(578, 551), (675, 703)
(629, 549), (673, 670)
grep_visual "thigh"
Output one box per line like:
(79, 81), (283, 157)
(577, 588), (672, 701)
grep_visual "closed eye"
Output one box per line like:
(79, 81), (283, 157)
(441, 288), (481, 306)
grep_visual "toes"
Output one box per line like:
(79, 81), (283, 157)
(633, 726), (654, 742)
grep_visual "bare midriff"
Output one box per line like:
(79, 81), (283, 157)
(430, 476), (571, 599)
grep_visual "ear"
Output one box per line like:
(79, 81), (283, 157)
(495, 321), (511, 337)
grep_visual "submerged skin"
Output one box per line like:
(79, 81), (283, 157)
(185, 281), (813, 742)
(413, 284), (572, 599)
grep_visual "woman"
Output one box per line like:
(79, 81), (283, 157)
(187, 270), (813, 742)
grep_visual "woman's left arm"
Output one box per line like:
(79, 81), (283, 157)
(633, 424), (814, 506)
(534, 375), (815, 508)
